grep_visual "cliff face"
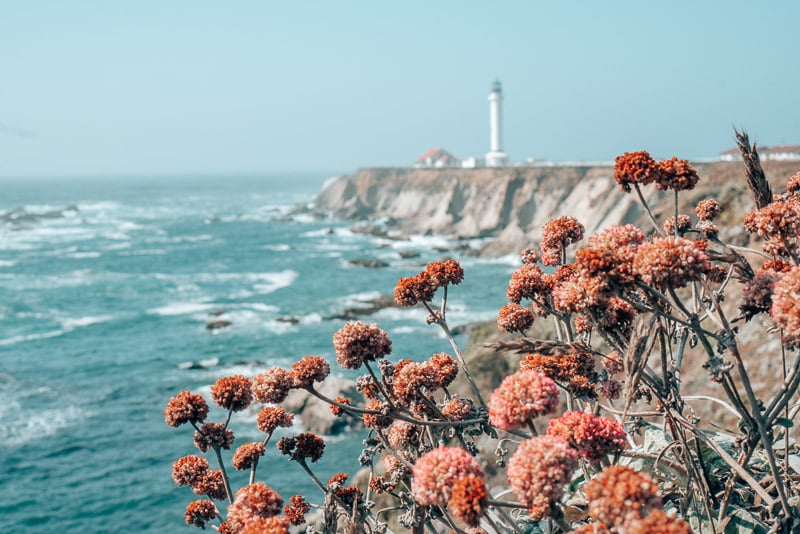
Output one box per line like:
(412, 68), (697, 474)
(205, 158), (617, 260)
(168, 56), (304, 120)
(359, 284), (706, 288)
(314, 162), (800, 256)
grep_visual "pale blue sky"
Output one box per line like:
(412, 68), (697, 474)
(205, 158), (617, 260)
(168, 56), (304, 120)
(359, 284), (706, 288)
(1, 1), (799, 176)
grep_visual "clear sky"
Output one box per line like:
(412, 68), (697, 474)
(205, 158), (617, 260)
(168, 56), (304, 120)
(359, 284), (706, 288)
(2, 1), (799, 176)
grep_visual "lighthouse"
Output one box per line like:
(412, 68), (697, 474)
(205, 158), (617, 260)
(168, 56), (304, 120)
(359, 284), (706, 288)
(485, 79), (508, 167)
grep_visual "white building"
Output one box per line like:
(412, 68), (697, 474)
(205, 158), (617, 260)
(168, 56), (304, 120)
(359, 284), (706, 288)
(485, 80), (509, 167)
(719, 145), (800, 161)
(415, 147), (462, 168)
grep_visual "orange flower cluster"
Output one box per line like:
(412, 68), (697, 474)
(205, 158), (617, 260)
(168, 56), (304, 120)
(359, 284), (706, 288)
(394, 259), (464, 306)
(232, 441), (266, 470)
(497, 303), (534, 333)
(332, 321), (392, 369)
(614, 151), (698, 193)
(165, 391), (209, 427)
(520, 351), (597, 398)
(581, 465), (689, 532)
(211, 375), (253, 412)
(541, 216), (585, 265)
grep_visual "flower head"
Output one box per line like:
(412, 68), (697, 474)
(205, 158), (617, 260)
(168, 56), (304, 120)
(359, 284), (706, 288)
(241, 516), (290, 534)
(165, 391), (209, 427)
(211, 375), (253, 412)
(288, 356), (330, 388)
(506, 264), (548, 304)
(663, 214), (692, 236)
(771, 266), (800, 348)
(284, 494), (309, 526)
(184, 500), (218, 529)
(193, 469), (228, 501)
(411, 446), (484, 507)
(546, 411), (626, 463)
(695, 198), (721, 221)
(387, 421), (420, 449)
(394, 273), (437, 307)
(332, 321), (392, 369)
(507, 436), (579, 520)
(277, 433), (325, 463)
(633, 236), (710, 289)
(425, 352), (459, 388)
(448, 475), (488, 527)
(252, 367), (292, 404)
(488, 370), (559, 431)
(519, 351), (596, 398)
(442, 396), (474, 421)
(227, 482), (284, 532)
(584, 465), (662, 527)
(193, 423), (235, 452)
(626, 510), (691, 534)
(656, 157), (699, 191)
(256, 406), (294, 435)
(172, 454), (209, 486)
(497, 303), (534, 333)
(741, 272), (779, 320)
(541, 216), (585, 261)
(614, 151), (660, 193)
(425, 259), (464, 286)
(232, 441), (266, 471)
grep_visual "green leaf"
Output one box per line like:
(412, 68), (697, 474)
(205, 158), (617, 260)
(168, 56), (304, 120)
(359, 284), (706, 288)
(775, 417), (794, 428)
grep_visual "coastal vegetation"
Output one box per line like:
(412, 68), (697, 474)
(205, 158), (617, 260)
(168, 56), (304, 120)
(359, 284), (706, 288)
(165, 131), (800, 533)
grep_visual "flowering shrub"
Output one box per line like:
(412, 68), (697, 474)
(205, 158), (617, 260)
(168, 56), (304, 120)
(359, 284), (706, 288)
(165, 135), (800, 532)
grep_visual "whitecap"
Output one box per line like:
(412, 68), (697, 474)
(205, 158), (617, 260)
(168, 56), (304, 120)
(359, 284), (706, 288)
(65, 251), (101, 259)
(0, 329), (68, 346)
(59, 314), (116, 330)
(0, 260), (15, 267)
(0, 402), (86, 447)
(148, 302), (216, 316)
(263, 244), (292, 252)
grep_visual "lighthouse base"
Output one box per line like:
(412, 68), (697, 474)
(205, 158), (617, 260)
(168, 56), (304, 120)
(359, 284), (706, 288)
(485, 151), (509, 167)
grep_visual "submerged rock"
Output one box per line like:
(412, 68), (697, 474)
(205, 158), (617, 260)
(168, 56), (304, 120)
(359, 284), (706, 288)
(282, 377), (363, 435)
(205, 319), (232, 330)
(348, 258), (389, 269)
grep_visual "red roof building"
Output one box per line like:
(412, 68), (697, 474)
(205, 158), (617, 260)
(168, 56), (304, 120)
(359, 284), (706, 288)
(415, 147), (461, 168)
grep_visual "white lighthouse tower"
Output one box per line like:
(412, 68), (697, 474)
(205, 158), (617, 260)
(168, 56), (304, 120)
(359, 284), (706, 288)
(485, 79), (508, 167)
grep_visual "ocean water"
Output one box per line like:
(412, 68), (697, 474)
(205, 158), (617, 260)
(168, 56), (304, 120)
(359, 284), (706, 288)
(0, 174), (514, 532)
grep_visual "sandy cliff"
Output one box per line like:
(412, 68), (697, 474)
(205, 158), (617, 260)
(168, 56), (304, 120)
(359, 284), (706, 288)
(314, 162), (800, 256)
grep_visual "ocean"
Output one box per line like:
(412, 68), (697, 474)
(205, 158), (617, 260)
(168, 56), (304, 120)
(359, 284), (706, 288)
(0, 174), (514, 532)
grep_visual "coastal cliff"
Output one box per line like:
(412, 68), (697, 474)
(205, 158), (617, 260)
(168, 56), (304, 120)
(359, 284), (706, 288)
(314, 161), (800, 256)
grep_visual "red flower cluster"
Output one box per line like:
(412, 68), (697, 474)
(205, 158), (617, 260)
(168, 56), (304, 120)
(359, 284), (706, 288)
(488, 370), (559, 430)
(771, 267), (800, 348)
(240, 516), (290, 534)
(226, 482), (284, 532)
(614, 150), (660, 193)
(332, 321), (392, 369)
(663, 214), (692, 236)
(387, 421), (420, 449)
(519, 351), (596, 398)
(411, 446), (483, 507)
(232, 441), (266, 470)
(392, 353), (459, 405)
(252, 367), (292, 404)
(172, 454), (210, 487)
(507, 436), (579, 520)
(184, 500), (218, 528)
(584, 465), (662, 528)
(741, 272), (779, 320)
(744, 195), (800, 258)
(497, 303), (534, 333)
(506, 264), (548, 305)
(256, 406), (294, 435)
(441, 396), (474, 421)
(193, 422), (235, 452)
(546, 411), (626, 463)
(449, 475), (488, 527)
(210, 375), (253, 412)
(633, 236), (710, 289)
(362, 399), (392, 429)
(425, 258), (465, 286)
(284, 494), (309, 526)
(288, 355), (330, 388)
(541, 216), (585, 265)
(277, 433), (325, 463)
(656, 157), (699, 191)
(165, 391), (209, 427)
(695, 198), (721, 221)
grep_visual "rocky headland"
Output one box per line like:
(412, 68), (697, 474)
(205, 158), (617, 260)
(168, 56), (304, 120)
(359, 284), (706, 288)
(313, 161), (800, 256)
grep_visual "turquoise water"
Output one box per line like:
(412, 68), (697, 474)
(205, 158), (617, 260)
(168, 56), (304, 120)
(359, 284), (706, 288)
(0, 174), (513, 532)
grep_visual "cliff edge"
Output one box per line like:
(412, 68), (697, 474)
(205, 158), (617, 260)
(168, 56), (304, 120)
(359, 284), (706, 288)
(314, 162), (800, 256)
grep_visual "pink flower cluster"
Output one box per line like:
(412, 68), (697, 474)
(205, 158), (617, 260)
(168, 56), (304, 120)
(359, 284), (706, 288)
(507, 436), (579, 520)
(496, 303), (534, 333)
(546, 411), (626, 463)
(633, 236), (710, 289)
(488, 370), (559, 430)
(411, 446), (484, 507)
(771, 266), (800, 348)
(332, 321), (392, 369)
(226, 482), (284, 532)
